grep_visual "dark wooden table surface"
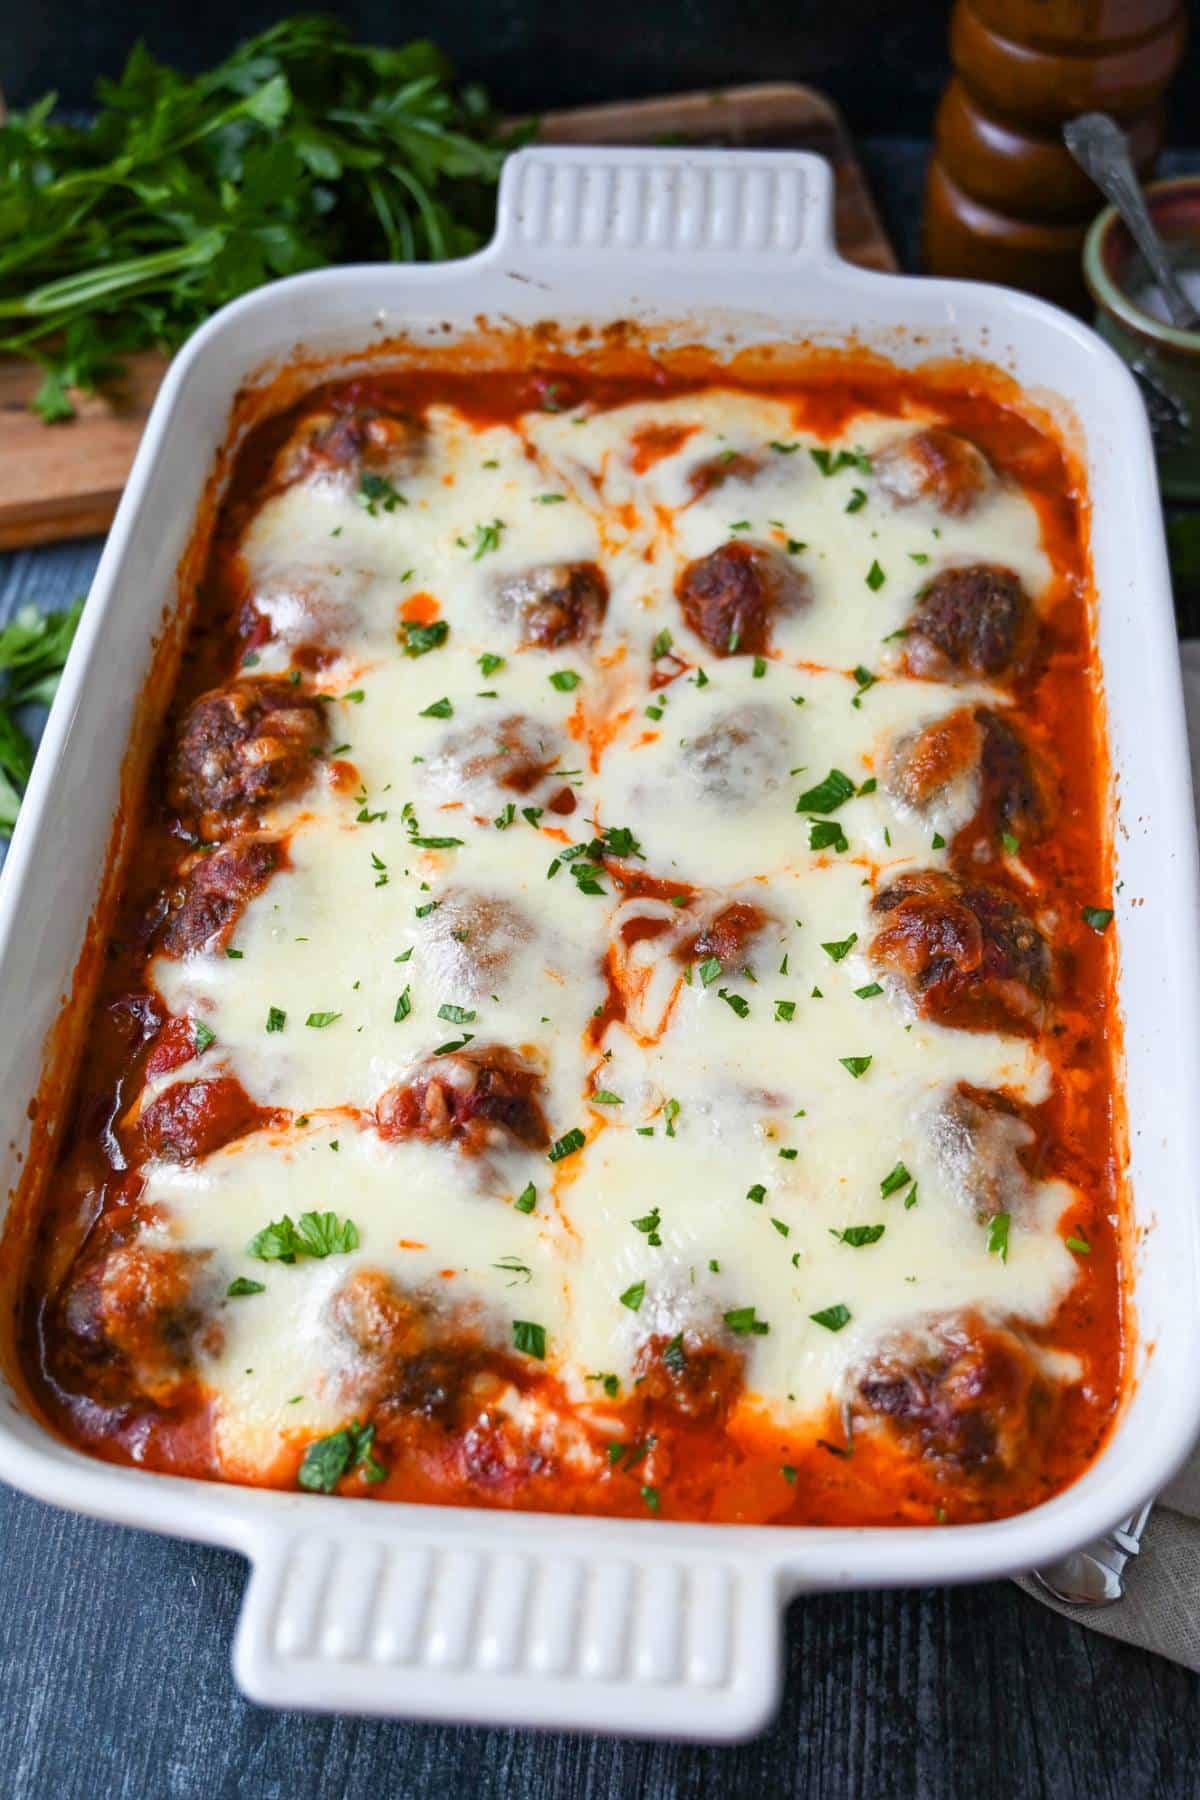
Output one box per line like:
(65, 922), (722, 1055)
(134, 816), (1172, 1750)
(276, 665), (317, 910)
(3, 141), (1199, 1800)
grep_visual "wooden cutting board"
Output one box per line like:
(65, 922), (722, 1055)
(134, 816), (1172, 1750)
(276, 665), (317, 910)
(0, 83), (895, 551)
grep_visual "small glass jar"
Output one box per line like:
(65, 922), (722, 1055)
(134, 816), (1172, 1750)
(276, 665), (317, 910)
(1084, 175), (1200, 501)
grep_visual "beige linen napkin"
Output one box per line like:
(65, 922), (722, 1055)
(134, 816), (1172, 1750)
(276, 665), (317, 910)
(1015, 640), (1200, 1668)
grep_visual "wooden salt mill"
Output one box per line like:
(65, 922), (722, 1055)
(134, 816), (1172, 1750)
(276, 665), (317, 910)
(923, 0), (1188, 310)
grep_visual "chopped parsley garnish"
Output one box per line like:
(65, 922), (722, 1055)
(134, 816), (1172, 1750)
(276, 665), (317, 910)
(866, 560), (886, 591)
(298, 1420), (386, 1493)
(845, 487), (868, 514)
(305, 1010), (341, 1029)
(909, 551), (929, 565)
(478, 651), (505, 677)
(987, 1211), (1011, 1263)
(931, 831), (946, 850)
(1066, 1230), (1092, 1255)
(549, 669), (581, 692)
(651, 628), (674, 659)
(591, 1089), (622, 1105)
(640, 1485), (660, 1512)
(192, 1020), (215, 1054)
(724, 1306), (769, 1335)
(697, 956), (723, 987)
(632, 1206), (662, 1246)
(399, 619), (449, 657)
(771, 1217), (790, 1235)
(1082, 906), (1114, 932)
(437, 1002), (475, 1025)
(408, 832), (464, 850)
(774, 999), (796, 1022)
(414, 899), (439, 918)
(821, 932), (858, 962)
(795, 768), (855, 814)
(536, 492), (566, 504)
(357, 472), (406, 516)
(393, 988), (412, 1021)
(854, 982), (883, 999)
(494, 1256), (532, 1286)
(746, 1184), (766, 1204)
(226, 1277), (265, 1298)
(433, 1032), (474, 1055)
(839, 1055), (872, 1078)
(770, 440), (800, 454)
(663, 1097), (681, 1137)
(471, 518), (505, 559)
(880, 1161), (912, 1198)
(781, 1465), (798, 1484)
(512, 1319), (546, 1358)
(507, 1180), (537, 1217)
(831, 1224), (885, 1248)
(548, 1127), (586, 1163)
(494, 802), (516, 830)
(809, 447), (870, 477)
(752, 655), (767, 678)
(619, 1280), (646, 1312)
(420, 696), (453, 718)
(265, 1006), (286, 1033)
(249, 1211), (359, 1263)
(717, 987), (750, 1018)
(809, 819), (849, 853)
(1002, 832), (1020, 855)
(225, 948), (243, 959)
(601, 824), (645, 860)
(810, 1303), (851, 1332)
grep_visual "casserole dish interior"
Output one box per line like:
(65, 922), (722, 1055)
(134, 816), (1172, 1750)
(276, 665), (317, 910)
(0, 148), (1197, 1740)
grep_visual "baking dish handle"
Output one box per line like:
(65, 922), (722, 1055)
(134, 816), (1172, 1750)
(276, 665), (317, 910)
(233, 1523), (785, 1738)
(488, 144), (837, 265)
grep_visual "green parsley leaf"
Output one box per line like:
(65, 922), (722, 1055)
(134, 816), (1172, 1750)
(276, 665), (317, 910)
(305, 1010), (341, 1029)
(987, 1211), (1011, 1262)
(1001, 832), (1020, 855)
(821, 932), (858, 962)
(248, 1211), (359, 1263)
(717, 987), (750, 1018)
(724, 1306), (769, 1335)
(393, 988), (412, 1021)
(839, 1055), (872, 1078)
(298, 1419), (386, 1495)
(400, 620), (449, 658)
(471, 519), (505, 559)
(420, 696), (453, 719)
(795, 768), (856, 813)
(192, 1020), (215, 1054)
(1066, 1230), (1091, 1254)
(1082, 906), (1114, 932)
(619, 1280), (647, 1312)
(746, 1183), (766, 1204)
(810, 1303), (851, 1332)
(651, 628), (674, 660)
(512, 1319), (547, 1358)
(549, 669), (582, 692)
(265, 1006), (286, 1033)
(358, 472), (406, 516)
(478, 651), (506, 676)
(845, 486), (868, 513)
(880, 1161), (912, 1197)
(591, 1089), (623, 1105)
(774, 999), (796, 1022)
(854, 982), (883, 999)
(514, 1183), (537, 1214)
(809, 820), (849, 853)
(697, 956), (723, 987)
(548, 1127), (586, 1163)
(831, 1224), (885, 1247)
(437, 1003), (476, 1025)
(226, 1277), (265, 1298)
(866, 560), (886, 591)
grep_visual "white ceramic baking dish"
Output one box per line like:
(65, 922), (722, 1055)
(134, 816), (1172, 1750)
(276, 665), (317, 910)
(1, 146), (1198, 1741)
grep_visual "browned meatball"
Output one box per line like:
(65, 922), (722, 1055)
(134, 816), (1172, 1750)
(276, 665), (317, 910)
(329, 1268), (496, 1425)
(873, 428), (994, 517)
(237, 563), (367, 660)
(418, 888), (534, 1001)
(423, 713), (563, 806)
(59, 1239), (215, 1406)
(168, 680), (327, 839)
(677, 900), (773, 971)
(870, 869), (1050, 1033)
(903, 565), (1036, 683)
(272, 397), (425, 489)
(928, 1084), (1037, 1223)
(851, 1309), (1051, 1479)
(681, 703), (790, 806)
(677, 541), (809, 657)
(634, 1331), (745, 1423)
(376, 1044), (550, 1154)
(494, 562), (608, 649)
(158, 840), (282, 958)
(884, 706), (1046, 845)
(125, 1076), (266, 1165)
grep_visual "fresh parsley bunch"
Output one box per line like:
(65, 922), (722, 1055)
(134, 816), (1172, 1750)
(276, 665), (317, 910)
(0, 600), (83, 833)
(0, 16), (523, 422)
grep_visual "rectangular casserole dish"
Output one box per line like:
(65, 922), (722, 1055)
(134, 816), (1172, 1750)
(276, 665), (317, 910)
(1, 146), (1198, 1741)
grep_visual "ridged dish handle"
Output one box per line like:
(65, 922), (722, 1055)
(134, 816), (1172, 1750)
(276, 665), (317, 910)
(489, 145), (836, 264)
(233, 1522), (785, 1737)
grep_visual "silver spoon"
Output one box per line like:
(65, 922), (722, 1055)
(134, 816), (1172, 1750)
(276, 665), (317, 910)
(1063, 111), (1199, 332)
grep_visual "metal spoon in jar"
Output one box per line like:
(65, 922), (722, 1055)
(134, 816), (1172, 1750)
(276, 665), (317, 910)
(1064, 112), (1200, 332)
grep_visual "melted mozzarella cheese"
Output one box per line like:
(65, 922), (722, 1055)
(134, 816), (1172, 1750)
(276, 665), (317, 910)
(147, 388), (1080, 1469)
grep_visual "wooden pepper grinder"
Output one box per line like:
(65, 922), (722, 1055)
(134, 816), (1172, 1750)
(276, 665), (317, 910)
(923, 0), (1188, 310)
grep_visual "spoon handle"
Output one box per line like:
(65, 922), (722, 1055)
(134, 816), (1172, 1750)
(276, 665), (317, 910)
(1063, 112), (1199, 332)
